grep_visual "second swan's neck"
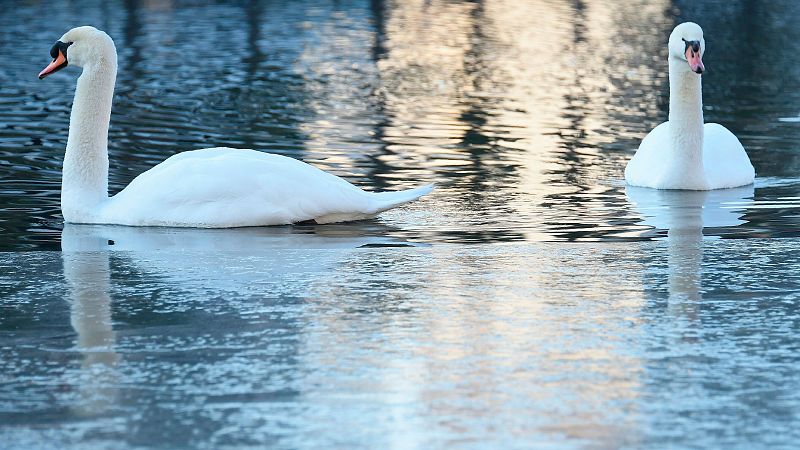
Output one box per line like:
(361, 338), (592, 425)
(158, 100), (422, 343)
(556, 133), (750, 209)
(667, 57), (705, 186)
(62, 56), (117, 220)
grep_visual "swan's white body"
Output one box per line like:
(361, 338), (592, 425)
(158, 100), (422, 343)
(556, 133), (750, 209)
(624, 22), (754, 191)
(91, 148), (433, 227)
(46, 26), (433, 227)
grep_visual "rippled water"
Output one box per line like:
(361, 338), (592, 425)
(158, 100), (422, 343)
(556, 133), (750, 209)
(1, 0), (800, 248)
(2, 0), (800, 448)
(4, 235), (800, 449)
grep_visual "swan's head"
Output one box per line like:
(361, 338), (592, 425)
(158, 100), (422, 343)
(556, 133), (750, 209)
(38, 26), (115, 79)
(668, 22), (705, 75)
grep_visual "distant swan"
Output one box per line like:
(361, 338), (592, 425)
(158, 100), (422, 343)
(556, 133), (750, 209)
(624, 22), (754, 190)
(38, 26), (433, 227)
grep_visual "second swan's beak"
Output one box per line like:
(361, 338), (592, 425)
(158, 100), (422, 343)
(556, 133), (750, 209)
(39, 41), (71, 80)
(684, 41), (704, 74)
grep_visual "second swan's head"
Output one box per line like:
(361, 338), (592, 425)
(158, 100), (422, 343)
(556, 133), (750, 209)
(38, 26), (116, 80)
(668, 22), (705, 75)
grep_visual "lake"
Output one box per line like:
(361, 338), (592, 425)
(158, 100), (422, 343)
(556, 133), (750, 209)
(2, 0), (800, 448)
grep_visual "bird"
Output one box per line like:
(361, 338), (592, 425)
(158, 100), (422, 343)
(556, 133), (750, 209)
(38, 26), (433, 227)
(624, 22), (754, 190)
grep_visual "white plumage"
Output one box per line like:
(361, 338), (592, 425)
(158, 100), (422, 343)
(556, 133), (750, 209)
(40, 26), (433, 228)
(626, 122), (755, 190)
(625, 22), (755, 191)
(103, 148), (433, 227)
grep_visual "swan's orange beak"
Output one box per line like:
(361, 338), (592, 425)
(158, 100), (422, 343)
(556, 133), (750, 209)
(685, 46), (704, 75)
(39, 49), (67, 80)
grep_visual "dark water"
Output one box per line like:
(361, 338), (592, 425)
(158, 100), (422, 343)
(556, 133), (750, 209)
(2, 0), (800, 449)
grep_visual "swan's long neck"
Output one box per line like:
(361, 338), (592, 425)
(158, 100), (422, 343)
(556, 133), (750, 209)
(62, 55), (116, 219)
(667, 57), (705, 187)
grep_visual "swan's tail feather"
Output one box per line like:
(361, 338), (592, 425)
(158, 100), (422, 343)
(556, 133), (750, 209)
(371, 183), (435, 213)
(313, 184), (434, 224)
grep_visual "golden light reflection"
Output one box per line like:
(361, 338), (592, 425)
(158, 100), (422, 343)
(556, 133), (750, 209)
(482, 0), (673, 240)
(293, 0), (701, 443)
(291, 0), (678, 242)
(301, 243), (649, 448)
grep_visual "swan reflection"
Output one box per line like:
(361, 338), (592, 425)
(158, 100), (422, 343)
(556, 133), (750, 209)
(62, 245), (119, 416)
(61, 222), (417, 252)
(627, 185), (753, 304)
(62, 222), (419, 292)
(60, 222), (416, 414)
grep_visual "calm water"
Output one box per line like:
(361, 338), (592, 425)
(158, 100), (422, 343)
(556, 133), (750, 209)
(2, 0), (800, 448)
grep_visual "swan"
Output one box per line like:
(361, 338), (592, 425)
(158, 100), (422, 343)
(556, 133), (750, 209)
(38, 26), (433, 227)
(624, 22), (755, 190)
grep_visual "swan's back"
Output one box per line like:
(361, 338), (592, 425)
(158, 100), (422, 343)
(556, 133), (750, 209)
(100, 148), (392, 227)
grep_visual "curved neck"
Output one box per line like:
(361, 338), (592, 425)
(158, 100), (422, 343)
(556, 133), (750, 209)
(62, 57), (116, 218)
(668, 56), (704, 172)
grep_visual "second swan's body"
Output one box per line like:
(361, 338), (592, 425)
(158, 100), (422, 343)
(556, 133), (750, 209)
(625, 22), (754, 190)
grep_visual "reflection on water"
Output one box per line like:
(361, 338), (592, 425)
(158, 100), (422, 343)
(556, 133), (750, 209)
(62, 249), (119, 416)
(3, 0), (800, 449)
(2, 230), (800, 448)
(628, 184), (752, 314)
(1, 0), (800, 249)
(61, 222), (419, 252)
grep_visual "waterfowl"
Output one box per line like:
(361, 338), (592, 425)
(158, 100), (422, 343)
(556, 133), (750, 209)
(624, 22), (754, 190)
(39, 26), (433, 227)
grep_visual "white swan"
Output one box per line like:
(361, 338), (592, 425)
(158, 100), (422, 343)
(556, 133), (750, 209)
(38, 26), (433, 227)
(624, 22), (755, 190)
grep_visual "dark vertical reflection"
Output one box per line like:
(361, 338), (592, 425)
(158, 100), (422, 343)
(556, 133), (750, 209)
(108, 0), (147, 193)
(370, 0), (388, 62)
(122, 0), (144, 90)
(244, 0), (266, 82)
(363, 0), (394, 192)
(458, 0), (522, 194)
(454, 0), (523, 242)
(239, 0), (266, 152)
(551, 0), (589, 183)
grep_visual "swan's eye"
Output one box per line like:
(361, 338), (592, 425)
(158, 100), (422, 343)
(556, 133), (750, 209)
(49, 41), (73, 60)
(681, 38), (701, 54)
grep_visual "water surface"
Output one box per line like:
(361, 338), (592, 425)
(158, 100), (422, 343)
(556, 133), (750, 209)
(2, 0), (800, 448)
(1, 0), (799, 247)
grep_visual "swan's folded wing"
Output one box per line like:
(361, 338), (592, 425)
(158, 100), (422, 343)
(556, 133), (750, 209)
(101, 148), (373, 227)
(624, 122), (671, 188)
(702, 123), (755, 189)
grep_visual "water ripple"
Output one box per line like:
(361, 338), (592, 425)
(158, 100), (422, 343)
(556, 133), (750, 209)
(0, 0), (799, 250)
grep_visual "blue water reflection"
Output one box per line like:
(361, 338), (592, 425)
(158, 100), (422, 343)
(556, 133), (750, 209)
(2, 222), (799, 448)
(2, 0), (800, 448)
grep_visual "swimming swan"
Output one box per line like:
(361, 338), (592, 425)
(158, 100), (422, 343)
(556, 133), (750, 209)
(38, 26), (433, 227)
(624, 22), (754, 190)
